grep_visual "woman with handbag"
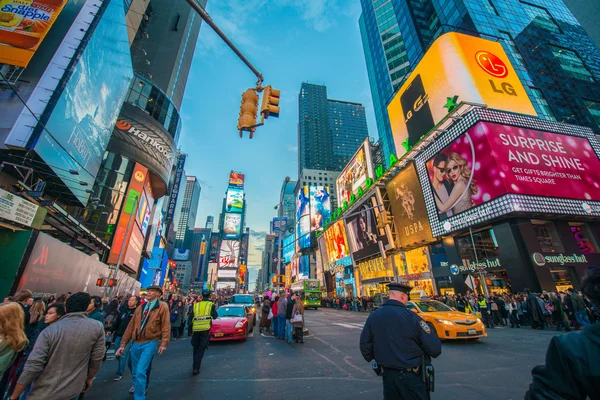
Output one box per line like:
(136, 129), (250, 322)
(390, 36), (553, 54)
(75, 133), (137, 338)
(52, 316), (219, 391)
(291, 296), (305, 344)
(259, 297), (271, 334)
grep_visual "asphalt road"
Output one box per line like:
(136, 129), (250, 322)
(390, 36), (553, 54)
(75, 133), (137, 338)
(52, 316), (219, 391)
(86, 308), (559, 400)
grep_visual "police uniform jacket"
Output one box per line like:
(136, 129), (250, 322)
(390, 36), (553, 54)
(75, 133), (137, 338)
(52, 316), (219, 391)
(526, 323), (600, 399)
(359, 299), (441, 369)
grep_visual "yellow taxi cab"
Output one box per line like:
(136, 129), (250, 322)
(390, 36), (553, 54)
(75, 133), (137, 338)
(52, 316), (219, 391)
(407, 297), (487, 340)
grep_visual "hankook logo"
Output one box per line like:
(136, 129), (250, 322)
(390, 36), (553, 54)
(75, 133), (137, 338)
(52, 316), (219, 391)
(475, 51), (508, 78)
(115, 119), (171, 159)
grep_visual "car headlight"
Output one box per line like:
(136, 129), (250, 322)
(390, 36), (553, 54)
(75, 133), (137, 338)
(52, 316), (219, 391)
(251, 306), (256, 313)
(477, 318), (482, 324)
(435, 318), (455, 326)
(235, 319), (246, 328)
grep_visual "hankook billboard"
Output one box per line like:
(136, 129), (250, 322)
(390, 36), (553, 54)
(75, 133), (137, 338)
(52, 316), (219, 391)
(110, 102), (176, 197)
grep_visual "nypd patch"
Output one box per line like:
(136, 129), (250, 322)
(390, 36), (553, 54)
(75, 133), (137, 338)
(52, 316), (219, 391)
(420, 320), (431, 334)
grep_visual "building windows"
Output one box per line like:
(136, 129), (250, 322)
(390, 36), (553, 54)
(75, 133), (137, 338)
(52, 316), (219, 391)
(520, 1), (561, 33)
(455, 228), (501, 262)
(583, 99), (600, 127)
(529, 87), (555, 120)
(531, 220), (564, 253)
(549, 45), (594, 82)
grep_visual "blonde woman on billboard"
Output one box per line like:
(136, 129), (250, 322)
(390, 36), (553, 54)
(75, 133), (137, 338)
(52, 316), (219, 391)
(435, 152), (478, 214)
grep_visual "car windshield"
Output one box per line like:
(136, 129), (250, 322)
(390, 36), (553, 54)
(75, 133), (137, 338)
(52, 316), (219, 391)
(414, 301), (453, 312)
(230, 295), (254, 304)
(217, 307), (245, 317)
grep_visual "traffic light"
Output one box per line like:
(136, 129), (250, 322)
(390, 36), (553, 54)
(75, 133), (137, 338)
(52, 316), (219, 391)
(376, 210), (393, 229)
(260, 85), (280, 118)
(96, 278), (106, 287)
(108, 278), (118, 287)
(237, 89), (259, 132)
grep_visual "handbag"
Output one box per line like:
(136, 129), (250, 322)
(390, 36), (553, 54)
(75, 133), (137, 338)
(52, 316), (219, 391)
(292, 312), (303, 323)
(170, 313), (177, 322)
(268, 309), (273, 320)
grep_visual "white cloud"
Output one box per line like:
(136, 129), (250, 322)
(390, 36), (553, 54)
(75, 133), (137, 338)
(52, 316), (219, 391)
(287, 144), (298, 153)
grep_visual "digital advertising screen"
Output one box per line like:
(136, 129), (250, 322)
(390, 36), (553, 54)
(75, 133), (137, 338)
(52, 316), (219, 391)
(0, 0), (69, 67)
(345, 192), (390, 261)
(225, 187), (244, 213)
(296, 186), (311, 251)
(336, 139), (374, 204)
(172, 248), (191, 261)
(32, 0), (133, 205)
(298, 255), (310, 280)
(386, 163), (435, 248)
(415, 109), (600, 235)
(309, 185), (331, 231)
(387, 32), (537, 157)
(282, 233), (295, 264)
(323, 220), (351, 266)
(218, 240), (239, 278)
(223, 213), (242, 239)
(208, 233), (220, 262)
(229, 171), (245, 188)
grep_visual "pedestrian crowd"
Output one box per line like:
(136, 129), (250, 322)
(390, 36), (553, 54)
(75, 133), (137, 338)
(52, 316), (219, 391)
(258, 292), (305, 344)
(321, 296), (375, 312)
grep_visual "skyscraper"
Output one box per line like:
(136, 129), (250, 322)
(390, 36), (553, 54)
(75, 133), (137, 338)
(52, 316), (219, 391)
(175, 176), (201, 249)
(298, 83), (369, 176)
(562, 0), (600, 48)
(359, 0), (600, 159)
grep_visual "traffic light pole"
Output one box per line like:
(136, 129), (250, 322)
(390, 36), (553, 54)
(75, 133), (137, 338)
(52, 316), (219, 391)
(185, 0), (264, 87)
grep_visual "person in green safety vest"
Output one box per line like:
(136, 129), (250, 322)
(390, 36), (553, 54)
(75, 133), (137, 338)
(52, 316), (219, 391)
(478, 295), (494, 329)
(190, 290), (218, 375)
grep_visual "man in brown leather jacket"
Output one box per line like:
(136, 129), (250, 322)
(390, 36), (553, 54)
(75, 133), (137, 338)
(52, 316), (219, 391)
(117, 286), (170, 400)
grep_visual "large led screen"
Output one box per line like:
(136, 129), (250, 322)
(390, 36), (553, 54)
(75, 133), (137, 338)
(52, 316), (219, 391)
(218, 240), (239, 279)
(225, 187), (244, 213)
(309, 185), (331, 231)
(415, 109), (600, 236)
(229, 171), (245, 188)
(323, 220), (350, 266)
(33, 0), (133, 205)
(386, 163), (435, 248)
(223, 213), (242, 239)
(336, 139), (374, 205)
(345, 193), (390, 261)
(387, 32), (536, 157)
(296, 186), (310, 251)
(282, 234), (295, 264)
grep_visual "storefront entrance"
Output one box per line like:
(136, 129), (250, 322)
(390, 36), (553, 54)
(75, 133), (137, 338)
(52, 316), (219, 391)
(550, 268), (575, 292)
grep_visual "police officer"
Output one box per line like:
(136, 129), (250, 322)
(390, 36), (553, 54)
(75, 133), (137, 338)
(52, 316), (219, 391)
(190, 290), (218, 375)
(526, 268), (600, 399)
(360, 282), (441, 400)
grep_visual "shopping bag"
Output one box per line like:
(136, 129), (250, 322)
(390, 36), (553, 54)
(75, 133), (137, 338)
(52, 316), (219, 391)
(268, 309), (273, 320)
(292, 313), (303, 323)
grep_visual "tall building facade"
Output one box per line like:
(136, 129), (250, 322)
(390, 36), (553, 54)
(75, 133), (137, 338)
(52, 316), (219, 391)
(360, 0), (600, 159)
(281, 180), (297, 221)
(175, 176), (201, 249)
(298, 83), (369, 175)
(562, 0), (600, 48)
(328, 100), (369, 169)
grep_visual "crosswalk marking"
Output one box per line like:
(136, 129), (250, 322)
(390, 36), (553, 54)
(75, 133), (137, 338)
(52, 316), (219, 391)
(331, 323), (364, 329)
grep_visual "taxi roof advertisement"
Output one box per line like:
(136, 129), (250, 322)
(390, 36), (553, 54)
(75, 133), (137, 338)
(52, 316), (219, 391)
(387, 32), (537, 158)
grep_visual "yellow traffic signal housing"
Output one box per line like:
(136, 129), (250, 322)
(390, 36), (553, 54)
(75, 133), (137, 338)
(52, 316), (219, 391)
(260, 85), (280, 118)
(237, 89), (259, 131)
(376, 210), (393, 229)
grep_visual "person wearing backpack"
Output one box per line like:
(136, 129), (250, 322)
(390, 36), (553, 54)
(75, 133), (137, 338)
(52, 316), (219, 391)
(550, 293), (570, 332)
(111, 296), (140, 381)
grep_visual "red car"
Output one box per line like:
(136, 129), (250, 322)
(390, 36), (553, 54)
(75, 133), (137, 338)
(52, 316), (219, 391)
(210, 305), (254, 342)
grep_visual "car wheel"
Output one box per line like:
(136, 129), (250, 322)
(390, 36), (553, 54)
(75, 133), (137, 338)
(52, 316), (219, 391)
(242, 332), (247, 342)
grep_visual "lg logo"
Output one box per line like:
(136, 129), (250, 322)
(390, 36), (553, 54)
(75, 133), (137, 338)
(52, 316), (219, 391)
(404, 93), (430, 123)
(475, 50), (518, 97)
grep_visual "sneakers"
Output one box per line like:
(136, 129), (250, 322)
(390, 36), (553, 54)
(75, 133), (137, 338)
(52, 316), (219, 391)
(193, 369), (200, 375)
(113, 375), (122, 381)
(129, 386), (134, 394)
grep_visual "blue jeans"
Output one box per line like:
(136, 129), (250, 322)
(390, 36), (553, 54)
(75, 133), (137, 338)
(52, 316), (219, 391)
(277, 315), (285, 339)
(130, 340), (158, 400)
(576, 310), (590, 327)
(285, 319), (293, 342)
(114, 336), (132, 377)
(271, 316), (277, 336)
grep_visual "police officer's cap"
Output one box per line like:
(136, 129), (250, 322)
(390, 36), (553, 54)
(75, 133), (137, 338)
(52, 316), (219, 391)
(387, 282), (412, 294)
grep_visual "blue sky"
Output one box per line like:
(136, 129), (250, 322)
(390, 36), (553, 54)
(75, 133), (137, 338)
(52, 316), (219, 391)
(178, 0), (378, 278)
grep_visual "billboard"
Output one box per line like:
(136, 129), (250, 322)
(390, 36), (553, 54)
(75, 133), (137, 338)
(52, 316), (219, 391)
(238, 264), (247, 285)
(208, 233), (220, 262)
(18, 232), (140, 298)
(239, 233), (249, 264)
(139, 247), (168, 289)
(223, 213), (242, 239)
(388, 32), (537, 157)
(0, 188), (46, 229)
(386, 163), (435, 248)
(225, 187), (244, 213)
(282, 233), (295, 264)
(336, 139), (374, 205)
(229, 171), (245, 188)
(345, 192), (390, 261)
(415, 109), (600, 235)
(172, 248), (191, 261)
(218, 240), (239, 278)
(0, 0), (69, 67)
(270, 217), (288, 235)
(123, 226), (144, 271)
(296, 186), (311, 251)
(31, 0), (133, 205)
(309, 185), (331, 231)
(109, 103), (176, 196)
(323, 220), (351, 266)
(166, 154), (186, 222)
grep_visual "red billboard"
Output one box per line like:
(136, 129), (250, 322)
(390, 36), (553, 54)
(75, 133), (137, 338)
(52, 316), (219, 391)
(425, 121), (600, 220)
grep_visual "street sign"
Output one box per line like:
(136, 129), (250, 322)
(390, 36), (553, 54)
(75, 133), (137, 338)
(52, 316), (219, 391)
(465, 274), (476, 291)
